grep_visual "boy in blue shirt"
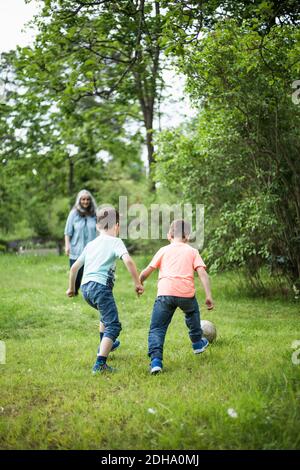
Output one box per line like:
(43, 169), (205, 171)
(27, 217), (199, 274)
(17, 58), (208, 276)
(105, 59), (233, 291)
(67, 207), (144, 373)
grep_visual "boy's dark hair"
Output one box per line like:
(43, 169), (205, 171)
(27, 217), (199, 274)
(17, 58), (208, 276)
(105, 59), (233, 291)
(97, 207), (119, 230)
(169, 219), (191, 240)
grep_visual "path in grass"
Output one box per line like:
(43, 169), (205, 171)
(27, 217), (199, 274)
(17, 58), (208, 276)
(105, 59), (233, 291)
(0, 254), (299, 449)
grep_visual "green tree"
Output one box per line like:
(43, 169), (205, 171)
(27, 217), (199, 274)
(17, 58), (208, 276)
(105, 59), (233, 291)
(0, 48), (144, 238)
(20, 0), (164, 186)
(156, 19), (300, 288)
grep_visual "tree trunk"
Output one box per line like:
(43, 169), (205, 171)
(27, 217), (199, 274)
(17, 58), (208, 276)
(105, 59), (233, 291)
(133, 0), (161, 191)
(143, 103), (156, 191)
(68, 156), (74, 204)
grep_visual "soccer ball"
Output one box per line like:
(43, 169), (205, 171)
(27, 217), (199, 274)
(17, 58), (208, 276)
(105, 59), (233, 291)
(201, 320), (217, 343)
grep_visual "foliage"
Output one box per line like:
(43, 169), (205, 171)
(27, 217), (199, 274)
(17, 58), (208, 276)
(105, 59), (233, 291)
(20, 0), (164, 175)
(155, 19), (300, 288)
(1, 0), (300, 292)
(0, 48), (144, 238)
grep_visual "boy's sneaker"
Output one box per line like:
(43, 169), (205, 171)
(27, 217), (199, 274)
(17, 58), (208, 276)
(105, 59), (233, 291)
(192, 337), (209, 354)
(92, 361), (116, 375)
(97, 339), (120, 355)
(150, 358), (163, 375)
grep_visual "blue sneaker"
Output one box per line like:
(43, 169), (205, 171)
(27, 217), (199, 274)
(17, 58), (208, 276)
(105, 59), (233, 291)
(92, 361), (116, 375)
(97, 339), (120, 355)
(192, 337), (209, 354)
(150, 358), (163, 375)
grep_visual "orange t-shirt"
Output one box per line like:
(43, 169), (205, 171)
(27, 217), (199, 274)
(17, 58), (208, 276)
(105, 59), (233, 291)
(149, 242), (206, 298)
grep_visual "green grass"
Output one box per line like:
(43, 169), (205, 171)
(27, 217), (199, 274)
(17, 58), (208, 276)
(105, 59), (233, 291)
(0, 254), (299, 450)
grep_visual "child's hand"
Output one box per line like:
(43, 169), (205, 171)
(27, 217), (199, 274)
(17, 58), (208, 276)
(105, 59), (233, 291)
(135, 284), (144, 296)
(205, 297), (214, 310)
(66, 288), (75, 297)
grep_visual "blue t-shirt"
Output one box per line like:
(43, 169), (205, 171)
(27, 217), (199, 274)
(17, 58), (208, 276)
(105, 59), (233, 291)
(78, 232), (128, 288)
(64, 209), (97, 259)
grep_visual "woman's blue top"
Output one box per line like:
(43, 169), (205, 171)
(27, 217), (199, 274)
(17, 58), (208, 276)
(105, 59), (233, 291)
(64, 209), (97, 260)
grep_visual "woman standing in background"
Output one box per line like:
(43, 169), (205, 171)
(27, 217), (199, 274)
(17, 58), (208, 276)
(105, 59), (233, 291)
(64, 189), (97, 295)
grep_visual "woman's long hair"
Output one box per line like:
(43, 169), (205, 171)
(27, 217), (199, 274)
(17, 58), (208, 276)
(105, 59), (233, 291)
(74, 189), (97, 217)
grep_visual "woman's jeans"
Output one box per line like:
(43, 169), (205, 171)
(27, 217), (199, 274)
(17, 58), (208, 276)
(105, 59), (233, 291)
(148, 295), (203, 361)
(69, 258), (84, 294)
(81, 281), (122, 342)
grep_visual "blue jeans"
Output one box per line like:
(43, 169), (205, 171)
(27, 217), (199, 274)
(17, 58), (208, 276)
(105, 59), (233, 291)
(148, 296), (203, 361)
(81, 281), (122, 342)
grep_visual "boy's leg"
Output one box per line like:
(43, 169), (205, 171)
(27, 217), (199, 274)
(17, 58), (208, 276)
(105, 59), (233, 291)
(93, 286), (121, 373)
(81, 282), (98, 310)
(98, 337), (113, 357)
(179, 297), (209, 354)
(99, 321), (105, 344)
(97, 287), (122, 360)
(99, 322), (105, 335)
(99, 321), (120, 352)
(180, 297), (202, 343)
(82, 282), (121, 373)
(148, 296), (176, 363)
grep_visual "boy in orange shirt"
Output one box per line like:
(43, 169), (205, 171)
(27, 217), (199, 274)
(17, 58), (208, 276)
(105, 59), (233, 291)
(140, 219), (214, 374)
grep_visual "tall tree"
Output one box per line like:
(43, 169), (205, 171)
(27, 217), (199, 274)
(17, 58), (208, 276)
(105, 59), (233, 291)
(156, 16), (300, 288)
(0, 48), (143, 237)
(21, 0), (164, 187)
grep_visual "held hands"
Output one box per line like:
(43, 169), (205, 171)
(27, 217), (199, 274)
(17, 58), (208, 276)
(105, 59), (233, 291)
(137, 273), (146, 296)
(135, 283), (144, 296)
(205, 297), (214, 310)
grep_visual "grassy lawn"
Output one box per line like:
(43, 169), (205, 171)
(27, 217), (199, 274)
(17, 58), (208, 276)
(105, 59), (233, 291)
(0, 254), (299, 450)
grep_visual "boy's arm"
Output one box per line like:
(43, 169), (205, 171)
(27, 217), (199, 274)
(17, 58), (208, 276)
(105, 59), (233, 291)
(66, 258), (84, 297)
(122, 254), (144, 295)
(196, 267), (214, 310)
(139, 266), (155, 284)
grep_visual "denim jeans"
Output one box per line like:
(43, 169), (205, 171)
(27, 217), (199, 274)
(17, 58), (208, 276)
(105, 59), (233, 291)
(148, 296), (203, 360)
(69, 258), (84, 294)
(81, 281), (122, 342)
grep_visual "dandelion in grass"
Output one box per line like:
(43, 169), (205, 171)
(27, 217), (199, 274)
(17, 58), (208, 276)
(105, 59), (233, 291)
(227, 408), (238, 418)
